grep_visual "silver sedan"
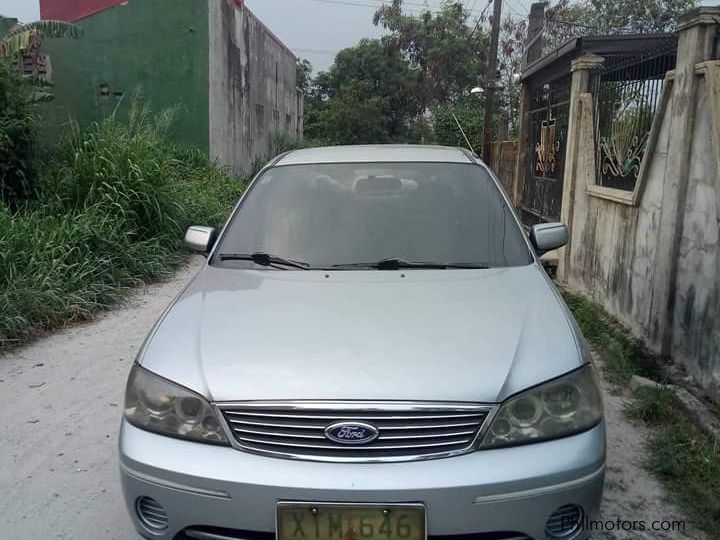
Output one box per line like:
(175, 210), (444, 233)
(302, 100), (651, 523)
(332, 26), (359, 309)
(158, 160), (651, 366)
(120, 145), (605, 540)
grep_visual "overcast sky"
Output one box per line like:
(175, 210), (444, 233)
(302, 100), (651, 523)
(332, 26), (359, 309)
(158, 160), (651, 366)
(3, 0), (716, 72)
(0, 0), (540, 71)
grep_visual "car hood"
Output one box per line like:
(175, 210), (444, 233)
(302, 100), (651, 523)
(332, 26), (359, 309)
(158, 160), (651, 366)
(140, 264), (583, 403)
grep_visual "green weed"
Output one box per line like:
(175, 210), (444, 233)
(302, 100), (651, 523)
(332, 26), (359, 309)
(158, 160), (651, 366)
(563, 291), (646, 384)
(648, 410), (720, 536)
(0, 104), (245, 348)
(564, 292), (720, 537)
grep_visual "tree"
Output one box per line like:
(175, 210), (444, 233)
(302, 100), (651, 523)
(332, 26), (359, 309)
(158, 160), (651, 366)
(497, 16), (527, 138)
(433, 95), (485, 151)
(544, 0), (696, 50)
(490, 0), (696, 138)
(373, 0), (489, 111)
(296, 58), (313, 95)
(305, 39), (420, 144)
(311, 80), (390, 145)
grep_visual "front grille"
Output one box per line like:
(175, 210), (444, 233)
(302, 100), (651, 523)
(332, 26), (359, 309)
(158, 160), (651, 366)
(218, 401), (493, 462)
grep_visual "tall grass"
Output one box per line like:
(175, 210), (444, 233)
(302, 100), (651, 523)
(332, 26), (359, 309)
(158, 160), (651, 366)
(564, 291), (720, 537)
(0, 104), (246, 348)
(562, 291), (657, 384)
(0, 59), (37, 205)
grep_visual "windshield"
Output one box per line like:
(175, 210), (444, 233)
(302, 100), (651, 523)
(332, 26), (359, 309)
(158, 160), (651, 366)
(214, 162), (531, 269)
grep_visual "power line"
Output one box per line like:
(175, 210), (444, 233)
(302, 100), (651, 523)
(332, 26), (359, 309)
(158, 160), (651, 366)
(469, 0), (493, 37)
(503, 0), (527, 20)
(294, 48), (341, 55)
(288, 0), (397, 9)
(267, 0), (492, 14)
(367, 0), (492, 12)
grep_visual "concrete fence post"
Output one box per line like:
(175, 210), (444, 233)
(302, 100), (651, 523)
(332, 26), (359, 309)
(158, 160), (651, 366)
(650, 7), (719, 354)
(557, 54), (604, 282)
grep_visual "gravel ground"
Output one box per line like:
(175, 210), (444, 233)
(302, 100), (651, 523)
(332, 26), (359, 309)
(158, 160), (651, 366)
(0, 257), (204, 540)
(594, 357), (706, 540)
(0, 259), (702, 539)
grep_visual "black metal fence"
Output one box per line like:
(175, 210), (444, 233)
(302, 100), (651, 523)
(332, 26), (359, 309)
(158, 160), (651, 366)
(520, 74), (571, 225)
(591, 48), (676, 191)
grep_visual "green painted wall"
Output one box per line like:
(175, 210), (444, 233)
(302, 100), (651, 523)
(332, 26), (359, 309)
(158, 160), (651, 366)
(41, 0), (209, 151)
(0, 17), (18, 35)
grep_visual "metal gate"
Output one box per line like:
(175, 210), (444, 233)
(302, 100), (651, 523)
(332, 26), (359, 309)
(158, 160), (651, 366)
(521, 74), (571, 226)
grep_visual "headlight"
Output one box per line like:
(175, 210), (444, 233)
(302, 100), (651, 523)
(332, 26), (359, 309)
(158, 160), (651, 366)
(124, 364), (229, 445)
(480, 364), (602, 448)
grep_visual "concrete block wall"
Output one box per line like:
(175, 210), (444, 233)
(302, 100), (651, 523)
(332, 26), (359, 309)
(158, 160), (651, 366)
(559, 8), (720, 401)
(209, 0), (301, 175)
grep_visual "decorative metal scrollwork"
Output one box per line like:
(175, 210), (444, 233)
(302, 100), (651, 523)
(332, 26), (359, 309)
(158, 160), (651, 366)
(535, 118), (561, 174)
(593, 70), (666, 191)
(599, 133), (647, 180)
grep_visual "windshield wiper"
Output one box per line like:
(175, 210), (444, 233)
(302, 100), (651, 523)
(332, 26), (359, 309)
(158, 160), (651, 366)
(218, 252), (311, 270)
(330, 258), (490, 270)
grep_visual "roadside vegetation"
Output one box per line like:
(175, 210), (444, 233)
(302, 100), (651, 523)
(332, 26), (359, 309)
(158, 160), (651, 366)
(628, 386), (720, 536)
(564, 291), (720, 537)
(0, 63), (246, 348)
(298, 0), (695, 149)
(562, 292), (651, 385)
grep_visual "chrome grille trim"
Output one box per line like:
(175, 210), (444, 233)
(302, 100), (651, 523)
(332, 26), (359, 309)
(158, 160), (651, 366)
(226, 417), (482, 430)
(216, 401), (497, 462)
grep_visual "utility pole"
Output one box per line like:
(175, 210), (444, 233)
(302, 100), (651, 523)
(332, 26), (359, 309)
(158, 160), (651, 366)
(482, 0), (503, 163)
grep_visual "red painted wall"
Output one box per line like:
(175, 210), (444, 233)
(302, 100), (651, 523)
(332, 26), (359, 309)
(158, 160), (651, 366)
(40, 0), (128, 22)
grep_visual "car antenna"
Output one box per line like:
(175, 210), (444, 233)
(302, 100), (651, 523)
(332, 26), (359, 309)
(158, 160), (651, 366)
(451, 112), (476, 155)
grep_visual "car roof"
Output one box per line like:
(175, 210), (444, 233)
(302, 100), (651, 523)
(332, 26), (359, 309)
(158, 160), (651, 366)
(274, 145), (477, 166)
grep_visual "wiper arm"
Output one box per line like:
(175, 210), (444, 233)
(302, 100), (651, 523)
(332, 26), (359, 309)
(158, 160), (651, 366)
(218, 252), (310, 270)
(330, 258), (490, 270)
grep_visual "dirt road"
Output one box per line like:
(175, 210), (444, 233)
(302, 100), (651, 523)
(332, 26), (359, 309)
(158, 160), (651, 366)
(595, 359), (705, 539)
(0, 258), (701, 539)
(0, 257), (204, 540)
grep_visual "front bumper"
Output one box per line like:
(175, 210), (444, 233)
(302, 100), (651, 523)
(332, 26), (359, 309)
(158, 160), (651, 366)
(120, 420), (606, 540)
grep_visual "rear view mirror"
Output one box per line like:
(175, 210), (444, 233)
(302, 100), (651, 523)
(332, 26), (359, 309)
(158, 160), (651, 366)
(184, 226), (217, 255)
(530, 222), (568, 254)
(354, 175), (403, 196)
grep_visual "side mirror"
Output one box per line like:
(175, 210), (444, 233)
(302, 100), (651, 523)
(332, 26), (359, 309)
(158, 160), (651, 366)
(530, 222), (568, 254)
(184, 226), (217, 255)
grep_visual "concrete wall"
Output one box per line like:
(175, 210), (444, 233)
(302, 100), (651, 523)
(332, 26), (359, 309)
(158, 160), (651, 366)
(558, 9), (720, 401)
(564, 92), (669, 346)
(209, 0), (301, 175)
(0, 17), (18, 34)
(40, 0), (210, 151)
(671, 78), (720, 396)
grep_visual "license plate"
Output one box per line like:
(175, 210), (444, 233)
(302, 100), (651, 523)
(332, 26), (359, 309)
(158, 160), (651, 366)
(277, 503), (426, 540)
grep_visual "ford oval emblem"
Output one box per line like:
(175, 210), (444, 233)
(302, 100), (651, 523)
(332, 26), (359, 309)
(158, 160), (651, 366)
(324, 421), (379, 445)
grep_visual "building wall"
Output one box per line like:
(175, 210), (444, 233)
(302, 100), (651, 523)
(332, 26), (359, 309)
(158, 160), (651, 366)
(209, 0), (301, 175)
(40, 0), (127, 22)
(0, 17), (18, 34)
(40, 0), (210, 151)
(559, 15), (720, 401)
